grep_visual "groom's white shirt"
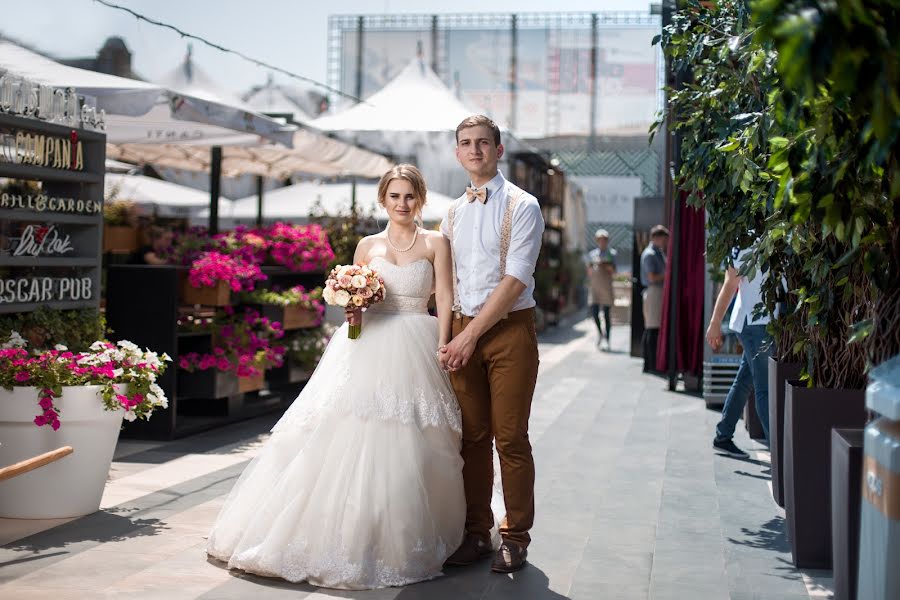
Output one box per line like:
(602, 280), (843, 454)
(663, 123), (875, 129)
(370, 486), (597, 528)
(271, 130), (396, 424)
(440, 170), (544, 317)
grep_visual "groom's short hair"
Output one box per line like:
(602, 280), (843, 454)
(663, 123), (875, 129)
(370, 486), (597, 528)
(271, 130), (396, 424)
(456, 115), (501, 146)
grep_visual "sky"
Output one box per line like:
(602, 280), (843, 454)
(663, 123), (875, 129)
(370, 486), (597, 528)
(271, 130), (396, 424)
(1, 0), (653, 98)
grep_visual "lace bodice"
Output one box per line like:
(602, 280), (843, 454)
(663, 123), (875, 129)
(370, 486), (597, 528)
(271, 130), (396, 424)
(366, 257), (433, 314)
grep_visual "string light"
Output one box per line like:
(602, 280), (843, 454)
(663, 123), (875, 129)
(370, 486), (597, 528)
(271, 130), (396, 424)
(92, 0), (360, 102)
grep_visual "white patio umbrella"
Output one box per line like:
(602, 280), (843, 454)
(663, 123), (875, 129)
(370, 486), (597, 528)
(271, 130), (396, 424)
(105, 172), (226, 217)
(201, 180), (454, 224)
(0, 40), (295, 146)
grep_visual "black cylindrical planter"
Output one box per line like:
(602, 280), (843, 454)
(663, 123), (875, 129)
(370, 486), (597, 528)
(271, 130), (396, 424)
(769, 357), (802, 507)
(784, 381), (866, 569)
(831, 428), (865, 600)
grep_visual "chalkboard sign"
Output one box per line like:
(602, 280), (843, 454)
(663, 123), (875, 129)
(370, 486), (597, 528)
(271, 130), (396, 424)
(0, 111), (106, 314)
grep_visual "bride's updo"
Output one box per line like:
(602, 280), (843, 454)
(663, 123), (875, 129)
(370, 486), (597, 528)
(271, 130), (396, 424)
(376, 164), (428, 219)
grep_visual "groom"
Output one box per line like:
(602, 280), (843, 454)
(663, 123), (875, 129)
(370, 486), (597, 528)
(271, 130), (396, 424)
(439, 115), (544, 573)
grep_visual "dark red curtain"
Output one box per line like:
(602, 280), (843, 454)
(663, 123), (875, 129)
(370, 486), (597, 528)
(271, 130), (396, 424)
(657, 193), (705, 376)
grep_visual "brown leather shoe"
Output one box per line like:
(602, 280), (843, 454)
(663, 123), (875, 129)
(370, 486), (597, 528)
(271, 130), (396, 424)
(491, 541), (527, 573)
(444, 534), (493, 567)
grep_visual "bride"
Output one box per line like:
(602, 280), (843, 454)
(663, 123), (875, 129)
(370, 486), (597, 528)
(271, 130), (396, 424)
(206, 164), (466, 589)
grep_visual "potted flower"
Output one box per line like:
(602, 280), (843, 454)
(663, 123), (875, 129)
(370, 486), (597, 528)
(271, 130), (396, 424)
(0, 332), (171, 519)
(263, 222), (335, 272)
(183, 251), (267, 306)
(239, 285), (324, 330)
(102, 199), (139, 253)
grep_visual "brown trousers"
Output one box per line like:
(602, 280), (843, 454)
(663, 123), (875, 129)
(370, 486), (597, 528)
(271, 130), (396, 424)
(449, 308), (539, 548)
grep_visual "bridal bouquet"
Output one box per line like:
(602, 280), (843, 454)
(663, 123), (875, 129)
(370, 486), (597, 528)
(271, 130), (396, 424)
(323, 264), (386, 339)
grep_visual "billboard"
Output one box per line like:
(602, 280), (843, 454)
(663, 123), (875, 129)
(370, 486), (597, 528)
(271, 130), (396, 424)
(335, 17), (661, 139)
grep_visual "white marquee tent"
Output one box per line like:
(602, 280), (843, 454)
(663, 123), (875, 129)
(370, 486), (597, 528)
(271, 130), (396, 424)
(311, 59), (528, 197)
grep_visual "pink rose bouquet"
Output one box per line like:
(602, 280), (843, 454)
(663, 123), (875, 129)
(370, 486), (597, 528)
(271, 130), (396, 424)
(323, 264), (385, 339)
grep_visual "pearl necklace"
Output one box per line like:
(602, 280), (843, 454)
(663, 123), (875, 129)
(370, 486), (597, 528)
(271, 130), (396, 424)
(386, 224), (418, 253)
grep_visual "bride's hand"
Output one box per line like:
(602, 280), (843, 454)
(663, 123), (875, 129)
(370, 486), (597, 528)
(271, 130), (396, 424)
(345, 308), (362, 327)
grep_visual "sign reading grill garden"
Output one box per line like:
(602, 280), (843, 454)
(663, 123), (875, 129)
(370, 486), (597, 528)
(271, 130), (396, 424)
(0, 75), (106, 313)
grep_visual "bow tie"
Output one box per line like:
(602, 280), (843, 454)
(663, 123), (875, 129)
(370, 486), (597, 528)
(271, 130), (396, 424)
(466, 186), (487, 204)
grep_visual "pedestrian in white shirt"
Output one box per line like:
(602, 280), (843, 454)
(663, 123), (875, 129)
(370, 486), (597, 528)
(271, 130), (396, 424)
(705, 251), (773, 457)
(439, 115), (544, 574)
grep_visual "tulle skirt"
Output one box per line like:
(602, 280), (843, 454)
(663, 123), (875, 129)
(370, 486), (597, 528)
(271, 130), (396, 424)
(206, 311), (466, 589)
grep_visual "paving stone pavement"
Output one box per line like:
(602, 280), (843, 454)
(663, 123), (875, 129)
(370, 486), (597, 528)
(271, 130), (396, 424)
(0, 318), (835, 599)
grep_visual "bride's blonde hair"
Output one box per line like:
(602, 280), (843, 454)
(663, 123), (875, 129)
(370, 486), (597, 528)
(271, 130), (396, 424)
(377, 164), (427, 226)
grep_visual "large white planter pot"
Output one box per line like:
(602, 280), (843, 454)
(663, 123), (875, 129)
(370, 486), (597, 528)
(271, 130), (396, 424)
(0, 385), (124, 519)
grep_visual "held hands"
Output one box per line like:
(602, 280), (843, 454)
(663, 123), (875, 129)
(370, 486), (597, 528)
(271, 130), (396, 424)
(438, 329), (477, 372)
(706, 321), (724, 352)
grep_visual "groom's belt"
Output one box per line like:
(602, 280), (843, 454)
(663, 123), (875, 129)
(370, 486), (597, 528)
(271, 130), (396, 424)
(453, 307), (535, 325)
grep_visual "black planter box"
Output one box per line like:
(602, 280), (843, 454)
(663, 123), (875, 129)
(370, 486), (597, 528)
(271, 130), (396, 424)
(784, 381), (866, 569)
(266, 359), (311, 387)
(769, 357), (803, 508)
(177, 369), (239, 400)
(831, 428), (865, 600)
(744, 392), (766, 441)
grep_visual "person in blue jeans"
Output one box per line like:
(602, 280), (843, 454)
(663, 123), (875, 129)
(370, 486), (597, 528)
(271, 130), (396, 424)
(705, 254), (772, 457)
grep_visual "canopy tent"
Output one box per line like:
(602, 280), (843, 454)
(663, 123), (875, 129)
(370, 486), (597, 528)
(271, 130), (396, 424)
(242, 74), (317, 124)
(200, 180), (455, 225)
(309, 59), (524, 197)
(105, 172), (221, 217)
(311, 59), (473, 133)
(0, 41), (295, 147)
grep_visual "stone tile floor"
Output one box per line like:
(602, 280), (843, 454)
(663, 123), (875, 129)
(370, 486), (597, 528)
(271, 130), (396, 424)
(0, 319), (835, 599)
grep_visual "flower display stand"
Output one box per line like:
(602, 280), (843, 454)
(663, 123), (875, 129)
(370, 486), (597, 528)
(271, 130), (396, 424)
(108, 265), (325, 439)
(183, 280), (231, 307)
(0, 386), (124, 519)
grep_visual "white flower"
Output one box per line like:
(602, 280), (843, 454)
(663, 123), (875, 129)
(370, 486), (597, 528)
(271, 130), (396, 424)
(123, 410), (137, 422)
(322, 286), (336, 305)
(54, 343), (68, 351)
(351, 274), (367, 289)
(352, 294), (365, 306)
(117, 340), (140, 352)
(334, 289), (351, 307)
(2, 331), (27, 349)
(112, 368), (124, 378)
(337, 265), (351, 278)
(90, 340), (106, 351)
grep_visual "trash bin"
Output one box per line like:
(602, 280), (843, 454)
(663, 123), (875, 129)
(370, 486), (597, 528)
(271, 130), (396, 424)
(858, 354), (900, 600)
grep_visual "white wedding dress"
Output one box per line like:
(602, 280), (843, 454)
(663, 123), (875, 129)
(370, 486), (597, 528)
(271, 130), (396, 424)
(206, 256), (466, 589)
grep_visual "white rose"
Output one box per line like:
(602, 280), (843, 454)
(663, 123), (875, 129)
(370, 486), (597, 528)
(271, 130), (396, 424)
(322, 286), (337, 305)
(351, 274), (367, 289)
(334, 289), (351, 307)
(337, 265), (351, 278)
(352, 294), (365, 306)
